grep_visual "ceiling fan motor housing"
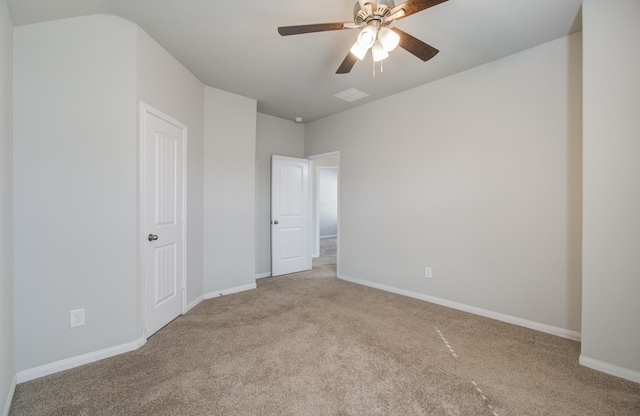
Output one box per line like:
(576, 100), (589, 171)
(354, 0), (395, 25)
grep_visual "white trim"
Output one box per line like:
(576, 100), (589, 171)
(203, 283), (257, 300)
(16, 338), (146, 384)
(307, 151), (340, 161)
(256, 272), (271, 279)
(139, 102), (189, 340)
(579, 355), (640, 384)
(338, 273), (582, 342)
(312, 165), (320, 258)
(2, 375), (16, 416)
(320, 234), (337, 239)
(186, 296), (203, 312)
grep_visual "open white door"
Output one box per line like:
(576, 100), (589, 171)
(142, 104), (186, 338)
(271, 155), (311, 276)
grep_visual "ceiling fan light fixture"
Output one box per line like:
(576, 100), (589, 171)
(350, 41), (368, 60)
(372, 40), (389, 62)
(357, 26), (377, 49)
(378, 27), (400, 51)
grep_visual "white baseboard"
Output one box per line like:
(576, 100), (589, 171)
(580, 355), (640, 384)
(16, 337), (146, 384)
(338, 273), (582, 342)
(204, 283), (257, 300)
(256, 272), (271, 279)
(2, 375), (16, 416)
(186, 295), (203, 312)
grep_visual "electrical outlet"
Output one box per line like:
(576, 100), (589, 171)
(425, 267), (433, 279)
(70, 309), (85, 328)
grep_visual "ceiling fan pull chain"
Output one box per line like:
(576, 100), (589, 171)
(381, 59), (384, 74)
(372, 59), (376, 78)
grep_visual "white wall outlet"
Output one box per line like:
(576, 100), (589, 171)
(425, 267), (433, 278)
(70, 308), (85, 328)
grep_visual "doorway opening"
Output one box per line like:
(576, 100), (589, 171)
(308, 152), (340, 272)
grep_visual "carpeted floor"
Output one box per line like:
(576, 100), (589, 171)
(10, 258), (640, 415)
(319, 237), (337, 257)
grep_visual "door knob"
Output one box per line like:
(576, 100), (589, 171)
(273, 220), (279, 225)
(148, 234), (159, 241)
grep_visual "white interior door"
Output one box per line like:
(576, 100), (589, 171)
(271, 155), (310, 276)
(142, 105), (186, 337)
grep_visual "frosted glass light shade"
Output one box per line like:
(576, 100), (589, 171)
(372, 41), (389, 62)
(350, 42), (368, 60)
(357, 26), (377, 49)
(378, 27), (400, 52)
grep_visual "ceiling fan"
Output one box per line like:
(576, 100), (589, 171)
(278, 0), (449, 74)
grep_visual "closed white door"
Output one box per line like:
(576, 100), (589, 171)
(271, 155), (310, 276)
(142, 105), (186, 337)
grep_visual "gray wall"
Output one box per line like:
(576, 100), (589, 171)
(14, 15), (139, 373)
(0, 0), (14, 413)
(203, 87), (257, 294)
(581, 0), (640, 380)
(255, 113), (304, 277)
(306, 33), (583, 337)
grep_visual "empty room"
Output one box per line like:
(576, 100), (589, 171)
(1, 0), (639, 414)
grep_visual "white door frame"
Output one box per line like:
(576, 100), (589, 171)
(139, 102), (188, 341)
(307, 151), (340, 273)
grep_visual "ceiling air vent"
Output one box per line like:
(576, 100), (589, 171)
(334, 88), (369, 103)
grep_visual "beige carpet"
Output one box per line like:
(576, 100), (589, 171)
(320, 237), (337, 257)
(10, 260), (640, 415)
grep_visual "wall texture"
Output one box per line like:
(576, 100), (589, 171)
(581, 0), (640, 382)
(255, 113), (305, 277)
(136, 28), (205, 310)
(306, 33), (583, 337)
(13, 15), (139, 373)
(0, 0), (14, 413)
(203, 87), (257, 294)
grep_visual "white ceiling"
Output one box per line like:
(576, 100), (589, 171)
(7, 0), (583, 122)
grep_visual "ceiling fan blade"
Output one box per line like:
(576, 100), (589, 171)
(390, 0), (448, 21)
(278, 22), (354, 36)
(390, 27), (439, 62)
(336, 52), (358, 74)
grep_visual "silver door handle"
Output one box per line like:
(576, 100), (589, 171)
(148, 234), (159, 241)
(273, 220), (279, 225)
